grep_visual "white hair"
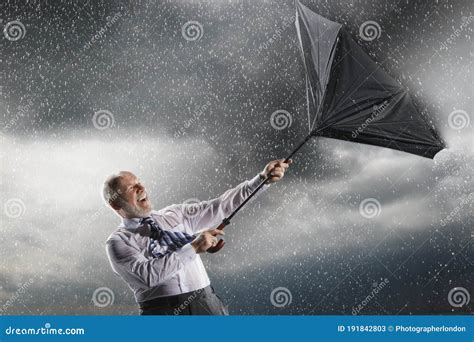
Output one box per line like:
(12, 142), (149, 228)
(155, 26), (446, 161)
(102, 172), (126, 208)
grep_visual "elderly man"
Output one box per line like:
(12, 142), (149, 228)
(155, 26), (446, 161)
(104, 159), (291, 315)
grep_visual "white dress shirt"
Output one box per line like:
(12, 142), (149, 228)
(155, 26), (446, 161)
(105, 173), (268, 304)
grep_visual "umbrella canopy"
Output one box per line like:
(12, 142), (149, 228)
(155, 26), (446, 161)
(206, 2), (447, 253)
(296, 1), (445, 158)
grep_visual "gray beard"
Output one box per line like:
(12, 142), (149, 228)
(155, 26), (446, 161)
(122, 201), (152, 218)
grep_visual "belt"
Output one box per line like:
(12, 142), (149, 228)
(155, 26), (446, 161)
(139, 286), (210, 309)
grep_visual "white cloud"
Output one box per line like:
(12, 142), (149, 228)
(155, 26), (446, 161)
(0, 133), (217, 297)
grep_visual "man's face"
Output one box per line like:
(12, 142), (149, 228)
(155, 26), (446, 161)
(117, 172), (152, 218)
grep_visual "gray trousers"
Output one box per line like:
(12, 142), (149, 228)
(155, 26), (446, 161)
(139, 285), (229, 315)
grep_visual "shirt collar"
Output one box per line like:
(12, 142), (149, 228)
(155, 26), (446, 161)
(119, 217), (142, 232)
(119, 210), (159, 232)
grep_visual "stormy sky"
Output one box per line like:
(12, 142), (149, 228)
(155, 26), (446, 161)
(1, 0), (472, 315)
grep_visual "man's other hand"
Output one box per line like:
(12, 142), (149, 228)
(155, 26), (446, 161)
(191, 229), (224, 253)
(259, 159), (292, 184)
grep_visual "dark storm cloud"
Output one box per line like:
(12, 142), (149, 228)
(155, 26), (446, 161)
(1, 0), (472, 315)
(3, 1), (301, 135)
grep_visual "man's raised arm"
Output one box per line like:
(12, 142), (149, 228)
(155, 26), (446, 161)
(180, 159), (292, 233)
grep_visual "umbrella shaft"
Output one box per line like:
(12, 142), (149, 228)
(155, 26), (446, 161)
(284, 133), (313, 162)
(222, 133), (315, 225)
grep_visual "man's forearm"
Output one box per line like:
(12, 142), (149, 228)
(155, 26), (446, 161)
(183, 159), (291, 232)
(183, 173), (269, 233)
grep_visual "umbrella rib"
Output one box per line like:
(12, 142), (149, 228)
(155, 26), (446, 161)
(296, 5), (317, 134)
(310, 30), (341, 132)
(305, 74), (311, 134)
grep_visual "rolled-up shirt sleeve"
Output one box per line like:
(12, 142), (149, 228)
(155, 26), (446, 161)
(106, 235), (196, 290)
(181, 173), (269, 233)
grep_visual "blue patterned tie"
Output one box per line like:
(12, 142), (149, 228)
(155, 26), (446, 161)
(140, 216), (196, 257)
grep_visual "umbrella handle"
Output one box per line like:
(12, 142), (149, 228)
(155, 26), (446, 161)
(206, 220), (228, 253)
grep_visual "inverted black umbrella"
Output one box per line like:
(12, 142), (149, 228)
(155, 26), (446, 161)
(206, 1), (445, 253)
